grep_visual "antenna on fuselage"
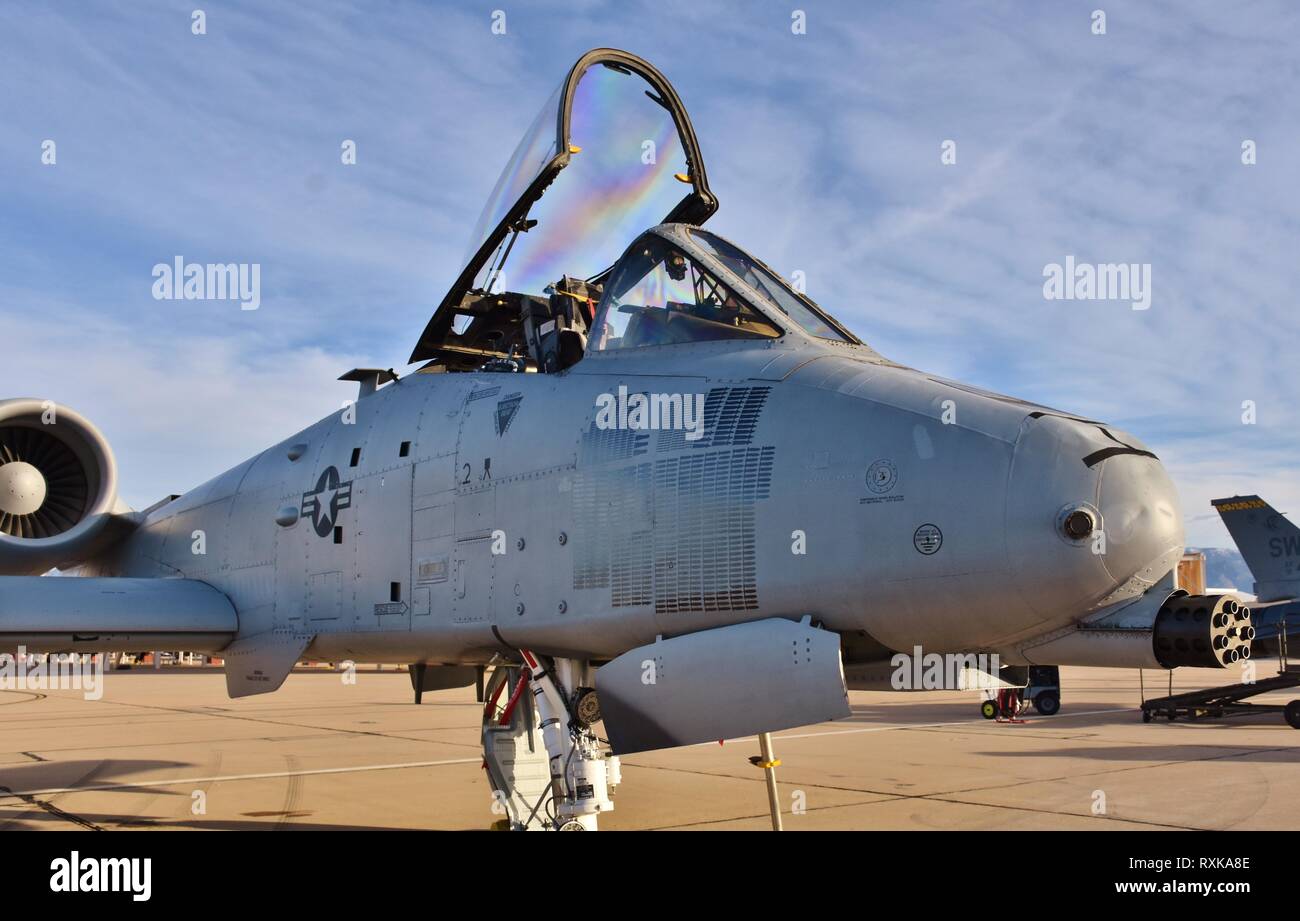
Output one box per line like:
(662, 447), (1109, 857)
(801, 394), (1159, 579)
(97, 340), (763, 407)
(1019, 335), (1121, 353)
(338, 368), (400, 400)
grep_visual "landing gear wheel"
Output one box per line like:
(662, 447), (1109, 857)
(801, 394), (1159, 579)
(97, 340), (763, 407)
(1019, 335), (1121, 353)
(1142, 709), (1152, 723)
(1285, 700), (1300, 730)
(1033, 692), (1060, 716)
(980, 700), (998, 720)
(574, 687), (601, 726)
(1166, 710), (1177, 721)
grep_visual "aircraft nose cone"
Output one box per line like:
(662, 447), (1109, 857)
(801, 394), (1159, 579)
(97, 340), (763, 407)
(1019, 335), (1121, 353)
(1095, 443), (1184, 588)
(1007, 415), (1184, 622)
(0, 461), (47, 516)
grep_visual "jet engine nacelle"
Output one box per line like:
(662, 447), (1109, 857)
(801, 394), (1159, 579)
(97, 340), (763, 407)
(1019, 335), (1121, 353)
(0, 398), (122, 575)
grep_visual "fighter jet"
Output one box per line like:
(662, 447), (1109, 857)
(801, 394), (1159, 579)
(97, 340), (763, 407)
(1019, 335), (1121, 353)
(1212, 495), (1299, 656)
(0, 49), (1250, 829)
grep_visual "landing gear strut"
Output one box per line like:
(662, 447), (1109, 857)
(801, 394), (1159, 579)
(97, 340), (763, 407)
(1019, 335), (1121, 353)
(480, 652), (620, 830)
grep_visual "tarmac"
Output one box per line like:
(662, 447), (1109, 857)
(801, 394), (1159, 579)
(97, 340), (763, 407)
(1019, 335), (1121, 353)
(1, 664), (1297, 830)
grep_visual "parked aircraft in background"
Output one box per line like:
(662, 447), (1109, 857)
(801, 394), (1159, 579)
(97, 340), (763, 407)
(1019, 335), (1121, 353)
(1214, 495), (1300, 657)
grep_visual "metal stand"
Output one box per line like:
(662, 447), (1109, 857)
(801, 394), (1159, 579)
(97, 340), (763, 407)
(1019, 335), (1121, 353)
(752, 732), (783, 831)
(1139, 614), (1300, 728)
(412, 663), (426, 704)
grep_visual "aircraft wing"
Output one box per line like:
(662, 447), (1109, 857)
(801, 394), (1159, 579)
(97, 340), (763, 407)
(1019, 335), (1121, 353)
(0, 576), (237, 654)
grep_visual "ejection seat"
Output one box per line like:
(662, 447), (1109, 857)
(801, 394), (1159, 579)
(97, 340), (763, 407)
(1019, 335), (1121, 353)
(522, 277), (596, 372)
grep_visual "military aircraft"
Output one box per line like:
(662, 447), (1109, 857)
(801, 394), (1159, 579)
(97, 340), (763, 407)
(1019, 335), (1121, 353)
(1213, 495), (1299, 656)
(0, 49), (1251, 829)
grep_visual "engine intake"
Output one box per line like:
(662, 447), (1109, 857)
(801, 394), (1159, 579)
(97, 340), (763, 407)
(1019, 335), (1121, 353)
(0, 399), (119, 574)
(1153, 592), (1253, 668)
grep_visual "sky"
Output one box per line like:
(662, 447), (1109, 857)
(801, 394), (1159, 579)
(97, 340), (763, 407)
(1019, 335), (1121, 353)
(1, 0), (1297, 548)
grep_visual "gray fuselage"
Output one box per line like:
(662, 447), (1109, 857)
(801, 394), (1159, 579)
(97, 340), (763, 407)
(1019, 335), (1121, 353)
(86, 329), (1184, 669)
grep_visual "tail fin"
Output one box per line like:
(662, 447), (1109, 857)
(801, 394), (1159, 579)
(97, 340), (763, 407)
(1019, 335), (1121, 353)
(1212, 495), (1300, 601)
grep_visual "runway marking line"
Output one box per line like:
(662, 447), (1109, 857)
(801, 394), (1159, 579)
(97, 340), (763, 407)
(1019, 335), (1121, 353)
(0, 708), (1138, 799)
(714, 706), (1136, 745)
(0, 756), (481, 799)
(0, 704), (1230, 803)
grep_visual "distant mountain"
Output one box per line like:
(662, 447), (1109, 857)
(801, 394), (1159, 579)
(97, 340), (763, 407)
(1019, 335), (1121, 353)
(1188, 547), (1254, 592)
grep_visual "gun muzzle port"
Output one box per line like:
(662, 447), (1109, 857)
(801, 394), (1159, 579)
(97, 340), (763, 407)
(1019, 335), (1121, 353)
(1062, 509), (1095, 540)
(1154, 593), (1255, 668)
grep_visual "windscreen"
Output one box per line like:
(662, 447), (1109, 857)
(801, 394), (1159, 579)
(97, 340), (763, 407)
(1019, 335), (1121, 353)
(689, 229), (856, 343)
(591, 235), (781, 350)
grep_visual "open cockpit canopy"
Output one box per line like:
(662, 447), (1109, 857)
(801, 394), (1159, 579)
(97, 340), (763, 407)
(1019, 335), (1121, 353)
(409, 49), (717, 367)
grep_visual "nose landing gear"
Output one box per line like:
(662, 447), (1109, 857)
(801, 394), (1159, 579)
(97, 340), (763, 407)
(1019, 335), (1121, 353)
(480, 653), (620, 830)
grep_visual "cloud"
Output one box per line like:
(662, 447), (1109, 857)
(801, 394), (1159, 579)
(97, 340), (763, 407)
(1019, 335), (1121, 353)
(0, 292), (362, 510)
